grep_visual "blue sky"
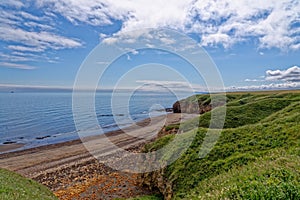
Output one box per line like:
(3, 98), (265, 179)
(0, 0), (299, 92)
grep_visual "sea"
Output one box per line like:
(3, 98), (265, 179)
(0, 91), (189, 152)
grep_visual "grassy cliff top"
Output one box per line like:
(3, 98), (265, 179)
(0, 168), (58, 200)
(137, 90), (300, 200)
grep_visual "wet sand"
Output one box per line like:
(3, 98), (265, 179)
(0, 143), (25, 153)
(0, 113), (198, 199)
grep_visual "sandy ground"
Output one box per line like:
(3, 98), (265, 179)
(0, 143), (25, 153)
(0, 113), (198, 200)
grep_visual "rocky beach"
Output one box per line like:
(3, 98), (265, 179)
(0, 113), (198, 199)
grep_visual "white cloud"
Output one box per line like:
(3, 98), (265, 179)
(245, 79), (263, 82)
(99, 33), (108, 40)
(192, 0), (300, 50)
(42, 0), (300, 50)
(0, 0), (24, 8)
(0, 53), (32, 62)
(0, 9), (23, 26)
(0, 51), (57, 63)
(3, 0), (300, 51)
(0, 62), (36, 70)
(23, 21), (53, 30)
(37, 0), (300, 50)
(228, 82), (300, 91)
(0, 26), (82, 49)
(8, 45), (45, 52)
(0, 6), (82, 64)
(136, 80), (205, 92)
(36, 0), (119, 26)
(1, 0), (300, 70)
(266, 66), (300, 82)
(241, 66), (300, 91)
(201, 33), (235, 48)
(20, 11), (41, 21)
(96, 61), (110, 65)
(0, 83), (72, 91)
(159, 37), (176, 45)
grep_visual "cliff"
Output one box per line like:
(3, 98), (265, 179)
(172, 94), (226, 114)
(139, 91), (300, 200)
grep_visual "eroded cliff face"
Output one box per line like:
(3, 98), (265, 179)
(140, 95), (226, 199)
(173, 94), (227, 114)
(140, 167), (173, 200)
(173, 99), (212, 114)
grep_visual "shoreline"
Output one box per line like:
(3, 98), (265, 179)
(0, 113), (198, 163)
(0, 113), (198, 199)
(0, 110), (177, 155)
(0, 112), (169, 155)
(0, 112), (191, 157)
(0, 143), (25, 154)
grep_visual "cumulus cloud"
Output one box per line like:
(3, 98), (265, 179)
(35, 0), (300, 50)
(241, 66), (300, 91)
(228, 82), (300, 91)
(99, 33), (108, 40)
(1, 0), (300, 73)
(192, 0), (300, 50)
(266, 66), (300, 82)
(2, 0), (300, 53)
(135, 80), (286, 92)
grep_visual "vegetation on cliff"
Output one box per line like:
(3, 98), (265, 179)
(0, 168), (58, 200)
(138, 91), (300, 199)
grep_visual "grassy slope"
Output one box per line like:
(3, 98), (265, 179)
(137, 91), (300, 199)
(121, 194), (164, 200)
(0, 168), (58, 200)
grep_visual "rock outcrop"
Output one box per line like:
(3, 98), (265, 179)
(173, 94), (226, 114)
(142, 94), (227, 199)
(140, 167), (173, 200)
(173, 99), (210, 114)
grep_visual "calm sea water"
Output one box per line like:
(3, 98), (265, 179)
(0, 91), (186, 152)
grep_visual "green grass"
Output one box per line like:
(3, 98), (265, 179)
(0, 168), (58, 200)
(198, 96), (292, 129)
(118, 194), (163, 200)
(135, 91), (300, 200)
(186, 150), (300, 200)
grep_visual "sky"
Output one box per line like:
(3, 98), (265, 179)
(0, 0), (300, 92)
